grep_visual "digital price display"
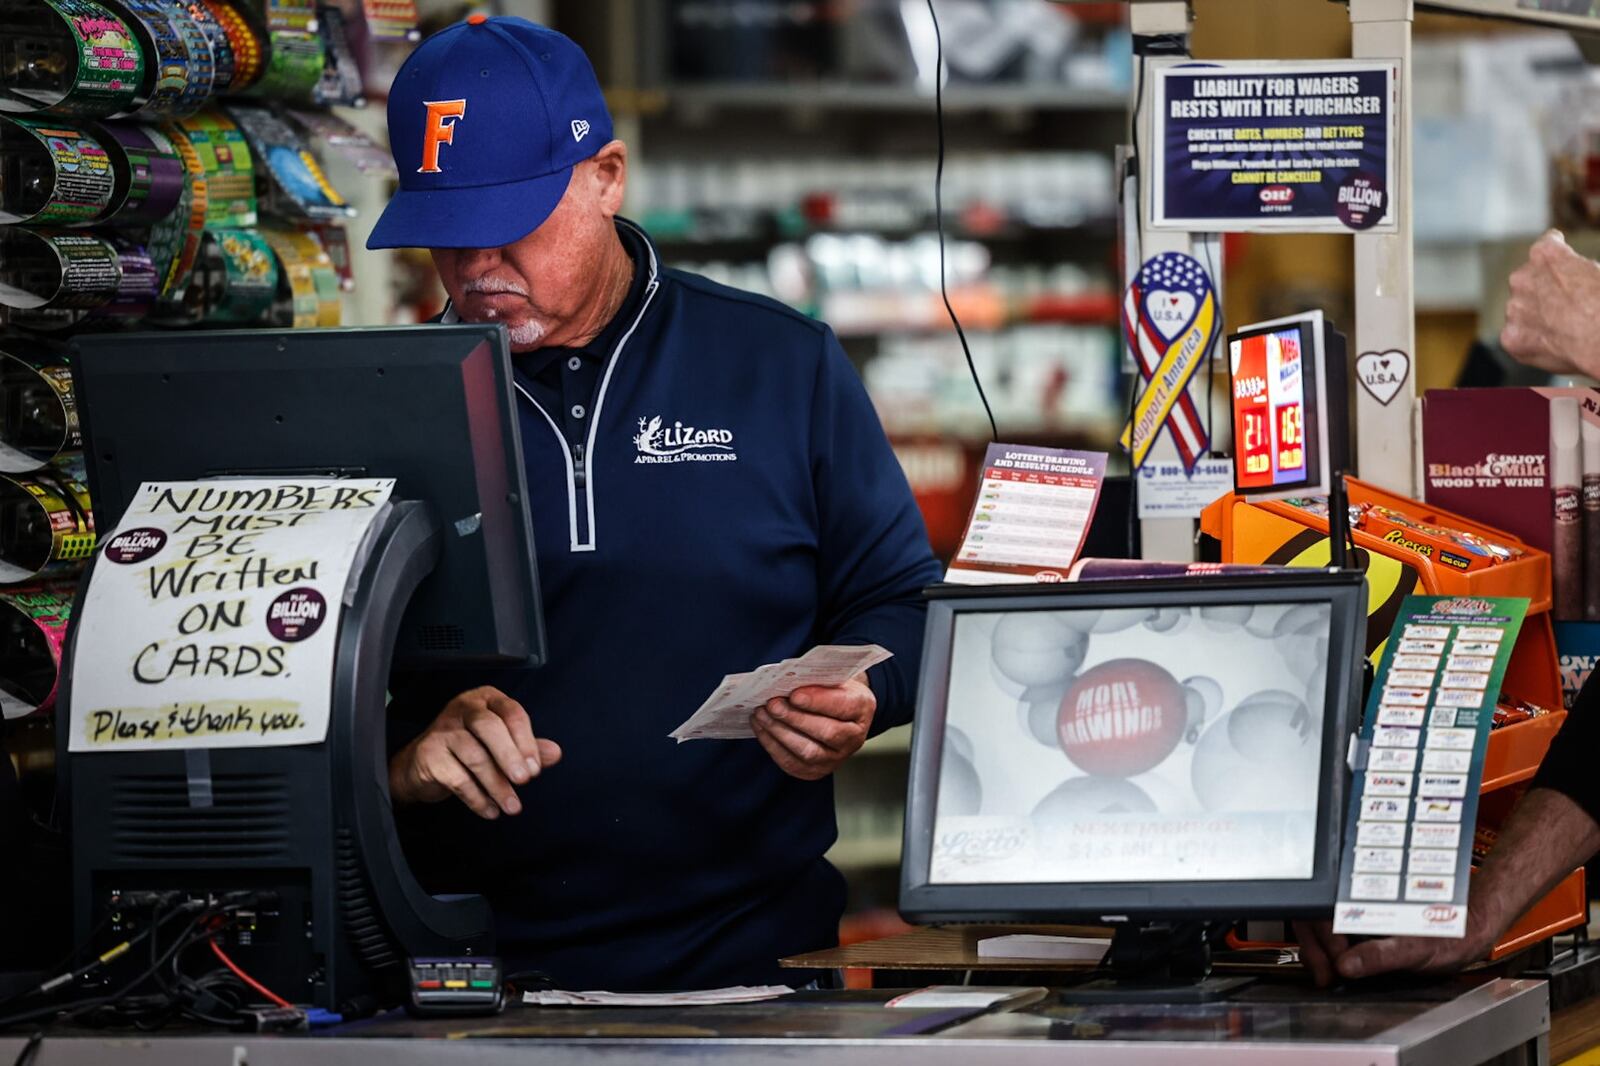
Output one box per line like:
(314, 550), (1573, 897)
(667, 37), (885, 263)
(1227, 310), (1347, 502)
(1231, 327), (1309, 490)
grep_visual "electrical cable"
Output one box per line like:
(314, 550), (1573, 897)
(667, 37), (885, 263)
(924, 0), (997, 443)
(11, 1032), (41, 1066)
(207, 938), (291, 1009)
(1124, 48), (1149, 558)
(0, 903), (215, 1031)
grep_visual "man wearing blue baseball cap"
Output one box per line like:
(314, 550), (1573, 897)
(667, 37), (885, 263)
(371, 15), (941, 991)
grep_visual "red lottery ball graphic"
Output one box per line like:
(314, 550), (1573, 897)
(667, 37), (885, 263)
(1057, 659), (1187, 777)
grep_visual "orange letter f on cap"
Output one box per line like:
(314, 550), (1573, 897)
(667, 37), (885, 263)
(418, 99), (467, 173)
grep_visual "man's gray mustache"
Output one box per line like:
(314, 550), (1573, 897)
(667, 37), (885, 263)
(464, 278), (529, 296)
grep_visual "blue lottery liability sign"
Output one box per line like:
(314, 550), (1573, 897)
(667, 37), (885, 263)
(1151, 61), (1399, 233)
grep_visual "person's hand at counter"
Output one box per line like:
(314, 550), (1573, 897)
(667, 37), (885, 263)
(1294, 788), (1600, 986)
(389, 686), (563, 819)
(753, 674), (875, 781)
(1501, 229), (1600, 377)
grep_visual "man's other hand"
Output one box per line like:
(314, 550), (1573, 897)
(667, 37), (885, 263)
(1502, 229), (1600, 376)
(389, 686), (562, 819)
(753, 674), (876, 781)
(1292, 916), (1494, 988)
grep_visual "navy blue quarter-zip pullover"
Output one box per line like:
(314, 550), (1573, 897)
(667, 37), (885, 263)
(390, 218), (942, 991)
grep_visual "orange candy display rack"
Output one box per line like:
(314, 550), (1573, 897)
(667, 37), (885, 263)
(1200, 477), (1585, 960)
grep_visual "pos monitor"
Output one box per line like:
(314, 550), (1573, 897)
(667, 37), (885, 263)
(58, 325), (544, 1011)
(901, 570), (1365, 994)
(69, 325), (544, 666)
(1228, 310), (1351, 503)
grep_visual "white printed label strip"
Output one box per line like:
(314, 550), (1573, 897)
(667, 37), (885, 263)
(1358, 821), (1407, 847)
(1407, 849), (1457, 876)
(1446, 656), (1493, 672)
(1432, 689), (1484, 708)
(1409, 823), (1461, 849)
(1365, 773), (1413, 796)
(1414, 799), (1463, 822)
(1429, 708), (1457, 728)
(1416, 773), (1467, 798)
(1373, 726), (1421, 748)
(1387, 670), (1437, 688)
(1369, 747), (1418, 771)
(1399, 639), (1446, 655)
(1393, 654), (1441, 671)
(1355, 847), (1404, 873)
(1439, 671), (1489, 689)
(1425, 727), (1475, 750)
(1351, 874), (1401, 901)
(1452, 641), (1500, 656)
(1404, 625), (1451, 640)
(1362, 796), (1410, 821)
(1455, 627), (1502, 642)
(1405, 875), (1455, 902)
(1376, 707), (1426, 728)
(1383, 689), (1430, 706)
(1422, 749), (1471, 773)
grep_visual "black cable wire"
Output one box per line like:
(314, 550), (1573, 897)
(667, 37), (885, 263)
(11, 1032), (41, 1066)
(0, 904), (214, 1031)
(924, 0), (997, 443)
(1124, 48), (1149, 558)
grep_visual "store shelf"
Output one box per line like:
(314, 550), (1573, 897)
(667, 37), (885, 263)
(827, 836), (903, 870)
(613, 83), (1129, 119)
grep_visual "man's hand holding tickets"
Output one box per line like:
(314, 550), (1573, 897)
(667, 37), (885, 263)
(670, 644), (893, 768)
(753, 673), (876, 780)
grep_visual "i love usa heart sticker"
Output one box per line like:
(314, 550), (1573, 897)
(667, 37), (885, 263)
(1356, 349), (1409, 406)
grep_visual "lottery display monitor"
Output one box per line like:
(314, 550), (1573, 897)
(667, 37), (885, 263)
(1227, 310), (1351, 502)
(900, 569), (1366, 926)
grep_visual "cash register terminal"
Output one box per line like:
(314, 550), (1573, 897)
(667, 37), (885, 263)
(56, 325), (545, 1013)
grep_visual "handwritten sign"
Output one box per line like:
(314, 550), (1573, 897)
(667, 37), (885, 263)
(67, 478), (393, 752)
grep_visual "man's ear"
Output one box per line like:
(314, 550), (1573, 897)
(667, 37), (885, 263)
(589, 140), (627, 218)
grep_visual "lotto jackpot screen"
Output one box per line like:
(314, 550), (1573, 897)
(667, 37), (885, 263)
(928, 604), (1330, 885)
(1231, 327), (1309, 490)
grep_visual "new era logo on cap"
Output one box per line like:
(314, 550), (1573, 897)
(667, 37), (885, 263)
(368, 15), (615, 249)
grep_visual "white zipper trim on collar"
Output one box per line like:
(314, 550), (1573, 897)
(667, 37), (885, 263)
(445, 221), (660, 553)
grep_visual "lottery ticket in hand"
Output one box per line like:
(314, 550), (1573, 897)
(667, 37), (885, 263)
(669, 644), (892, 742)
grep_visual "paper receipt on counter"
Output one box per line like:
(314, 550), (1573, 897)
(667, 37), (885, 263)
(669, 644), (892, 742)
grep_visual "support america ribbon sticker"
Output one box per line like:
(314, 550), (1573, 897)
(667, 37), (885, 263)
(1120, 251), (1218, 472)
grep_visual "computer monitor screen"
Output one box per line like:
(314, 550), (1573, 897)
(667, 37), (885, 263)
(69, 325), (544, 668)
(901, 572), (1366, 923)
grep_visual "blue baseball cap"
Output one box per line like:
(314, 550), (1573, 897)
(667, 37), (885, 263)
(366, 14), (613, 250)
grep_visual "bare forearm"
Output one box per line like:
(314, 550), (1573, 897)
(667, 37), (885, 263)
(1472, 787), (1600, 941)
